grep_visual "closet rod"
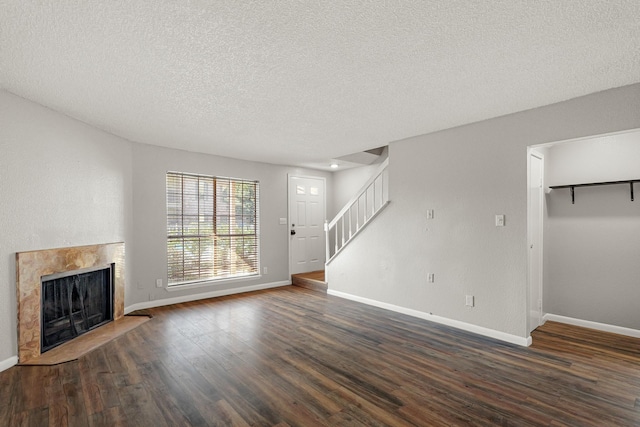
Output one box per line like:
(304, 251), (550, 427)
(549, 179), (640, 204)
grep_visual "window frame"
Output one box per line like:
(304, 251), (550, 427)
(166, 171), (260, 287)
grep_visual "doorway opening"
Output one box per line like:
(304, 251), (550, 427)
(527, 128), (640, 340)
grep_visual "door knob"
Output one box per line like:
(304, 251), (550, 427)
(290, 230), (296, 235)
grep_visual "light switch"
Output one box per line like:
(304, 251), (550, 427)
(279, 218), (287, 225)
(466, 295), (474, 307)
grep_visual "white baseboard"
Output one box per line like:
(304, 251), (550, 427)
(125, 281), (290, 314)
(327, 289), (531, 347)
(543, 313), (640, 339)
(0, 356), (18, 373)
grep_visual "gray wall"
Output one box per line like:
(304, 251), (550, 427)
(327, 83), (640, 341)
(129, 143), (333, 307)
(0, 91), (133, 365)
(544, 131), (640, 329)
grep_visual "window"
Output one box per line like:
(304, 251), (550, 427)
(166, 172), (259, 285)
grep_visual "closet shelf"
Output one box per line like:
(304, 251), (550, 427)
(549, 179), (640, 204)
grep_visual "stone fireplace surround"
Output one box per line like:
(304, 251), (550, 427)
(16, 242), (125, 364)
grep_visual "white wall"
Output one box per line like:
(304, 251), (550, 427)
(327, 83), (640, 342)
(1, 82), (638, 369)
(129, 143), (333, 306)
(0, 91), (133, 366)
(0, 91), (334, 369)
(543, 131), (640, 329)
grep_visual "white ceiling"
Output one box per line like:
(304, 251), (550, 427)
(1, 1), (639, 169)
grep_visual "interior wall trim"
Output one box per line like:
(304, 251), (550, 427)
(0, 356), (18, 373)
(328, 289), (532, 347)
(124, 281), (290, 314)
(543, 313), (640, 339)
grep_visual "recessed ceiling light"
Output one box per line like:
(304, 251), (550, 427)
(330, 163), (339, 169)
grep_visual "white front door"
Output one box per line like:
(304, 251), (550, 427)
(288, 175), (326, 275)
(528, 151), (544, 334)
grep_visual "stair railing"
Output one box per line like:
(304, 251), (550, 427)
(325, 158), (389, 264)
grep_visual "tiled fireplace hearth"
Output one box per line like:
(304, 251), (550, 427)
(16, 242), (125, 364)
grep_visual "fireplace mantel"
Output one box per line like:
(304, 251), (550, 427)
(16, 242), (125, 363)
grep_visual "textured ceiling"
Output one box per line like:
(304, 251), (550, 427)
(1, 1), (639, 168)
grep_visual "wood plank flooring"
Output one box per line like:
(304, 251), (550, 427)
(19, 315), (151, 366)
(1, 286), (639, 426)
(291, 270), (327, 293)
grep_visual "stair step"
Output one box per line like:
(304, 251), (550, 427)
(291, 270), (327, 293)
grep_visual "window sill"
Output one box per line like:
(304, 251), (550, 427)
(166, 274), (261, 292)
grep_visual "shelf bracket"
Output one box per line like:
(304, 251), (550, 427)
(550, 179), (640, 204)
(570, 186), (575, 204)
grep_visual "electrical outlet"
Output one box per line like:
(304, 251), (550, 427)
(155, 279), (163, 288)
(428, 273), (435, 283)
(495, 214), (505, 227)
(465, 295), (474, 307)
(263, 267), (268, 275)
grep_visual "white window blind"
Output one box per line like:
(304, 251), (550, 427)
(166, 172), (259, 285)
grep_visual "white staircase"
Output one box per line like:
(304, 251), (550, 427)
(325, 158), (389, 264)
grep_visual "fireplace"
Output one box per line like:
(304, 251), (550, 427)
(16, 242), (125, 363)
(41, 265), (114, 352)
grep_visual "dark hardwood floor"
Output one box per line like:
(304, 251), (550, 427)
(291, 270), (328, 293)
(1, 286), (639, 426)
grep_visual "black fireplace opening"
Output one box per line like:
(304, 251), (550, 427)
(41, 264), (114, 353)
